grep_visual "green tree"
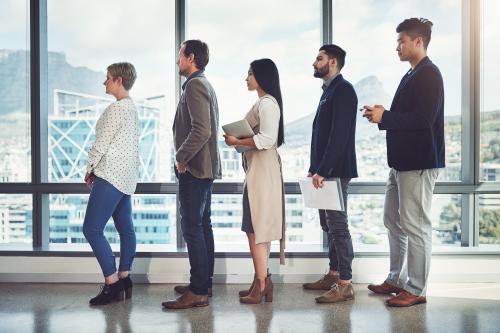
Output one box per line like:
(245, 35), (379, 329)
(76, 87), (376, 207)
(479, 208), (500, 239)
(490, 137), (500, 161)
(440, 203), (460, 223)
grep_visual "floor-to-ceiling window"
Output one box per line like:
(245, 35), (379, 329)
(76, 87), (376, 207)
(0, 0), (31, 245)
(186, 0), (324, 250)
(0, 0), (498, 254)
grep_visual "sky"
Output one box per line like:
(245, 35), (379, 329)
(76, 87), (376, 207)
(332, 0), (462, 114)
(1, 0), (499, 124)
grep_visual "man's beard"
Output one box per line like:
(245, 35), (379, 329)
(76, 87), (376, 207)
(313, 63), (329, 78)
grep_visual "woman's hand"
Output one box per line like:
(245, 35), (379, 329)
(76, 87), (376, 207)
(84, 172), (96, 188)
(223, 134), (239, 146)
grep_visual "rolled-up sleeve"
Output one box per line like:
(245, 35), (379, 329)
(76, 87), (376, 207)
(253, 98), (280, 150)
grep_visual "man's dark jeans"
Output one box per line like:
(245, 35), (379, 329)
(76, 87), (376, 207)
(178, 172), (214, 295)
(319, 178), (354, 281)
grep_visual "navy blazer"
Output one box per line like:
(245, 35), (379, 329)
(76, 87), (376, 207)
(379, 57), (445, 171)
(309, 74), (358, 178)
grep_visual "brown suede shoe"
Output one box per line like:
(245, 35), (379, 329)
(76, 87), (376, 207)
(240, 272), (272, 297)
(315, 283), (354, 303)
(174, 285), (212, 297)
(240, 275), (273, 304)
(367, 282), (404, 295)
(303, 273), (340, 291)
(162, 290), (209, 309)
(386, 291), (426, 307)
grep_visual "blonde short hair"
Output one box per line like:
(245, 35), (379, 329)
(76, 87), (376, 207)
(107, 62), (137, 90)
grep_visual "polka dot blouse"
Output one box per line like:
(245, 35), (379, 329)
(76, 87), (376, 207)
(86, 97), (139, 195)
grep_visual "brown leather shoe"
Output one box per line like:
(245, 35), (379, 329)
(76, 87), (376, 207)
(386, 291), (426, 307)
(315, 283), (354, 303)
(162, 290), (209, 309)
(240, 275), (273, 304)
(174, 285), (212, 297)
(367, 282), (404, 295)
(303, 273), (340, 291)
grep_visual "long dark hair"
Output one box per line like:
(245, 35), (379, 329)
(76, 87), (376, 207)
(250, 58), (284, 147)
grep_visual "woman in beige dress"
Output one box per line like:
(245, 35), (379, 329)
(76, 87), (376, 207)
(224, 58), (285, 304)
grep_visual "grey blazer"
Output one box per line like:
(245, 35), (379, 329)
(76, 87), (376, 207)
(173, 71), (221, 179)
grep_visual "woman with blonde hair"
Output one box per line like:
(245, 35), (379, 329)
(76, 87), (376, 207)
(83, 62), (139, 306)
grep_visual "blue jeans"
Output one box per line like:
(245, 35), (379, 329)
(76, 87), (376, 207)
(319, 178), (353, 280)
(83, 177), (136, 277)
(178, 172), (214, 296)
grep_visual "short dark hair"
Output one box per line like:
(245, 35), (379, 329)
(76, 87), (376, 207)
(182, 39), (209, 71)
(319, 44), (346, 71)
(396, 18), (433, 49)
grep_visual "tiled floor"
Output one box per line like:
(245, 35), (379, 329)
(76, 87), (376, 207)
(1, 283), (499, 332)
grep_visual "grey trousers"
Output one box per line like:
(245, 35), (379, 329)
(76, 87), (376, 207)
(384, 168), (439, 296)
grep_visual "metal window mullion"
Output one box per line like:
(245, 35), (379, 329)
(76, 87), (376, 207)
(175, 0), (186, 249)
(461, 194), (474, 246)
(30, 0), (49, 248)
(473, 193), (480, 246)
(460, 0), (480, 246)
(464, 0), (482, 246)
(460, 0), (473, 246)
(0, 182), (497, 195)
(472, 0), (482, 247)
(320, 0), (332, 247)
(472, 0), (481, 186)
(321, 0), (332, 45)
(461, 0), (475, 186)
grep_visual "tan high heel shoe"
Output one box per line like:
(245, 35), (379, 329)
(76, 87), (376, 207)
(239, 275), (273, 304)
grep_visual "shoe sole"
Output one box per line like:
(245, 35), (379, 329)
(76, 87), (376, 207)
(386, 300), (426, 307)
(367, 288), (403, 295)
(162, 302), (209, 309)
(315, 296), (354, 304)
(89, 290), (130, 306)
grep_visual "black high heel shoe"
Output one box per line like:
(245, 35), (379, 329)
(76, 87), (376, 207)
(89, 280), (124, 306)
(120, 276), (133, 300)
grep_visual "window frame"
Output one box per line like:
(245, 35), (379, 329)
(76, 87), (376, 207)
(1, 0), (499, 255)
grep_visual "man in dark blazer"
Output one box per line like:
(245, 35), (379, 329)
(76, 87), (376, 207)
(163, 39), (221, 309)
(302, 44), (358, 304)
(363, 18), (444, 307)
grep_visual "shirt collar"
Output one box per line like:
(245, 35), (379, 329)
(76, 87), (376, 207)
(182, 70), (204, 90)
(322, 73), (340, 90)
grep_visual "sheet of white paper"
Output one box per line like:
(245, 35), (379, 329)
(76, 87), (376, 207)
(222, 119), (255, 153)
(298, 178), (345, 211)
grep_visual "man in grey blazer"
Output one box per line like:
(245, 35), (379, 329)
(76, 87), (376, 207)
(162, 39), (221, 310)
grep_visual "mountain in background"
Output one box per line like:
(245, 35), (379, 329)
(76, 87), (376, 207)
(1, 49), (498, 144)
(0, 49), (104, 116)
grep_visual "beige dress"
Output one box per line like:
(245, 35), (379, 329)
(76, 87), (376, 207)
(242, 95), (286, 264)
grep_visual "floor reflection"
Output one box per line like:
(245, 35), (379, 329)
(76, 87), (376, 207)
(0, 284), (499, 333)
